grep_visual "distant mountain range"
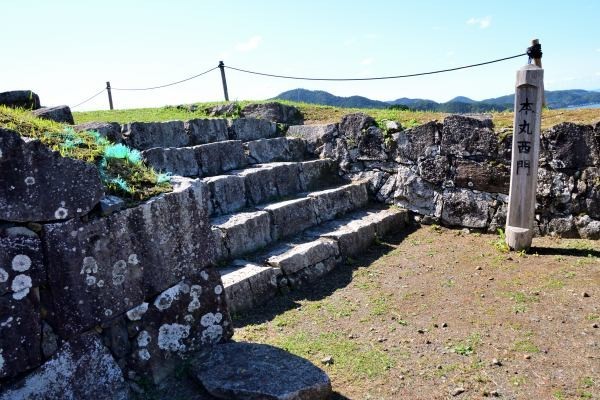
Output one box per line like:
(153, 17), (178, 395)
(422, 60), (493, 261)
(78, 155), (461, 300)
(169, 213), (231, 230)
(274, 88), (600, 112)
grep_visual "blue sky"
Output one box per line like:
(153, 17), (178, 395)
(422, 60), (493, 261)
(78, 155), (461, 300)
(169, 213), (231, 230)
(2, 0), (599, 110)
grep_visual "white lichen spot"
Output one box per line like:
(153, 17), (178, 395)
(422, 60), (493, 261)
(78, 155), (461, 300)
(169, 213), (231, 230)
(85, 275), (97, 286)
(200, 312), (223, 327)
(201, 324), (224, 344)
(0, 149), (3, 159)
(80, 257), (98, 274)
(111, 260), (127, 285)
(0, 268), (8, 283)
(54, 207), (68, 219)
(104, 309), (113, 317)
(127, 254), (139, 265)
(96, 280), (105, 288)
(157, 323), (190, 352)
(1, 317), (14, 328)
(24, 176), (35, 186)
(200, 271), (209, 281)
(137, 330), (151, 347)
(138, 349), (151, 361)
(126, 303), (149, 321)
(184, 314), (195, 324)
(153, 281), (187, 311)
(187, 285), (202, 312)
(11, 274), (32, 300)
(0, 349), (4, 373)
(12, 254), (32, 272)
(214, 285), (223, 295)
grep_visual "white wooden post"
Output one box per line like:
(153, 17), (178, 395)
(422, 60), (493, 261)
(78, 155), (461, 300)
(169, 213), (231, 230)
(505, 40), (544, 250)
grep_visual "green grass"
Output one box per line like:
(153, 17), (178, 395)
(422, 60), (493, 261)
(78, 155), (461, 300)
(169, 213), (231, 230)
(274, 331), (394, 379)
(492, 228), (510, 253)
(451, 332), (481, 356)
(1, 105), (171, 200)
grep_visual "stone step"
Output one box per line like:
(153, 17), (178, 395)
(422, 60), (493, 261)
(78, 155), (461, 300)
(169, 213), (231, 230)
(121, 118), (279, 151)
(210, 181), (369, 261)
(220, 206), (410, 314)
(203, 159), (341, 217)
(245, 137), (308, 164)
(141, 140), (248, 177)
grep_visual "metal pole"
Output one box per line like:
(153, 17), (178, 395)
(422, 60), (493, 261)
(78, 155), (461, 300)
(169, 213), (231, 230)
(218, 61), (229, 101)
(106, 81), (114, 110)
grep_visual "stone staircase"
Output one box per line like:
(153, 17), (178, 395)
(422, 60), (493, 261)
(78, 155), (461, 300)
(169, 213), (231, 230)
(124, 118), (410, 314)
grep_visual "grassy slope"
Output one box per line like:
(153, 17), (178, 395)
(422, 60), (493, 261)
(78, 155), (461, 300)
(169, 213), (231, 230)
(74, 100), (600, 131)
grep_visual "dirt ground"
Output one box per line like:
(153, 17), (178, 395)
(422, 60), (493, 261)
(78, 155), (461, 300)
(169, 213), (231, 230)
(234, 225), (600, 400)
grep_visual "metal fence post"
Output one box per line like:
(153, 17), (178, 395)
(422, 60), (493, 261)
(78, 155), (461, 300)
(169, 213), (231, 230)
(218, 61), (229, 101)
(106, 81), (114, 110)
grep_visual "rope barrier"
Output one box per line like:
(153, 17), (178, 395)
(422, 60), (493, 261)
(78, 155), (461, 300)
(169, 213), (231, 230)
(111, 66), (219, 91)
(71, 88), (106, 109)
(224, 53), (527, 81)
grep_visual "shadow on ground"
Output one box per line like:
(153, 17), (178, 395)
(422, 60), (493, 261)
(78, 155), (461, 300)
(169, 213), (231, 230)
(233, 224), (418, 329)
(531, 245), (600, 258)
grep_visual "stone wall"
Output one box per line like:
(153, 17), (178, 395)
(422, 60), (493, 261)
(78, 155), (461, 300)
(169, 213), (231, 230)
(0, 129), (232, 397)
(290, 114), (600, 238)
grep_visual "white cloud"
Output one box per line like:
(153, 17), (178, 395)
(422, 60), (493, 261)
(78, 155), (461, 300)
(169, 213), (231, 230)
(467, 16), (491, 29)
(360, 58), (374, 65)
(235, 36), (262, 52)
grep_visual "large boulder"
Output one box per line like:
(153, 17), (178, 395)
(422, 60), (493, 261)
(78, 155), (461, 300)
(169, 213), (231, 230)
(230, 118), (278, 142)
(0, 128), (104, 222)
(73, 122), (122, 143)
(441, 188), (493, 229)
(121, 121), (189, 150)
(0, 227), (45, 297)
(241, 102), (304, 125)
(541, 123), (599, 171)
(339, 113), (376, 147)
(287, 123), (338, 154)
(440, 115), (498, 158)
(106, 273), (232, 383)
(192, 342), (332, 400)
(41, 178), (215, 338)
(453, 159), (510, 194)
(32, 105), (74, 125)
(0, 90), (40, 110)
(0, 293), (42, 380)
(0, 332), (129, 400)
(393, 121), (442, 164)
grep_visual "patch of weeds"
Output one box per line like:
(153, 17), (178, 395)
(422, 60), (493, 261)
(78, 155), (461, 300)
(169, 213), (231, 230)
(506, 291), (539, 313)
(580, 376), (595, 388)
(273, 311), (300, 328)
(585, 314), (599, 321)
(492, 229), (510, 253)
(442, 279), (455, 288)
(323, 299), (359, 319)
(511, 376), (527, 387)
(275, 331), (394, 379)
(451, 332), (481, 356)
(579, 391), (593, 399)
(0, 105), (171, 201)
(545, 278), (565, 289)
(429, 224), (443, 234)
(553, 390), (566, 400)
(434, 363), (458, 377)
(369, 294), (392, 316)
(513, 338), (540, 353)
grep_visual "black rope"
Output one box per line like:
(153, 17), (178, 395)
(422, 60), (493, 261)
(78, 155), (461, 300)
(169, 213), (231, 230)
(111, 66), (219, 91)
(71, 88), (106, 108)
(225, 53), (527, 81)
(527, 43), (542, 64)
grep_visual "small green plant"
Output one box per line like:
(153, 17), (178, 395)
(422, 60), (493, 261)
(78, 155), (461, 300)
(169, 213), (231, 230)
(492, 229), (510, 253)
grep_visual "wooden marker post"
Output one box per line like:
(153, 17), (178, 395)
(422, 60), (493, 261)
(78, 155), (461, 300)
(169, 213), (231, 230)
(505, 40), (544, 250)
